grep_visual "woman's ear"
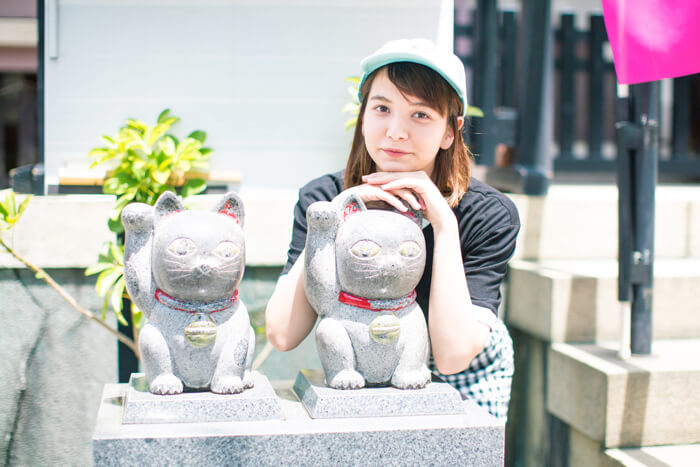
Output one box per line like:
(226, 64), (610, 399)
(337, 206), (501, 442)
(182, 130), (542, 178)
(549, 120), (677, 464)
(440, 116), (464, 150)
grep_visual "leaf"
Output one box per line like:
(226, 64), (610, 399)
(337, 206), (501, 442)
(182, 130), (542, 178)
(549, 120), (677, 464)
(152, 169), (170, 185)
(109, 242), (124, 264)
(6, 191), (16, 218)
(84, 261), (115, 276)
(35, 270), (46, 280)
(0, 198), (9, 218)
(131, 304), (144, 329)
(110, 276), (128, 326)
(180, 178), (207, 198)
(157, 108), (171, 124)
(466, 105), (485, 118)
(17, 195), (32, 218)
(199, 147), (213, 156)
(187, 130), (206, 143)
(95, 268), (122, 297)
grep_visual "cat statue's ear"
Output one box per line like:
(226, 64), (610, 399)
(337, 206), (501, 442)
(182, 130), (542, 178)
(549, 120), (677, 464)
(336, 192), (366, 222)
(214, 192), (245, 227)
(154, 191), (185, 225)
(397, 198), (423, 227)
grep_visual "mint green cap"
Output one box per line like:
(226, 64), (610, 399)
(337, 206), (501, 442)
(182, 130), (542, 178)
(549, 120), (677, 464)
(358, 38), (468, 116)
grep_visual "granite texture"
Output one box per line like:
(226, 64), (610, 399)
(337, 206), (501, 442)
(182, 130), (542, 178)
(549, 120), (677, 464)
(122, 192), (255, 395)
(293, 369), (464, 419)
(304, 194), (430, 390)
(93, 381), (505, 466)
(122, 372), (282, 423)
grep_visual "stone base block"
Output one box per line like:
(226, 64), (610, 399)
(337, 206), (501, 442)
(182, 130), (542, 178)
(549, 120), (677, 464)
(548, 340), (700, 448)
(122, 372), (283, 424)
(507, 259), (700, 342)
(94, 380), (504, 466)
(293, 369), (463, 418)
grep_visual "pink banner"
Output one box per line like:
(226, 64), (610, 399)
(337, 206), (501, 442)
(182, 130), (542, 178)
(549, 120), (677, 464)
(601, 0), (700, 84)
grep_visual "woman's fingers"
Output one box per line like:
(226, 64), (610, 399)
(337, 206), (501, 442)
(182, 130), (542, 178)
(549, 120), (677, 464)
(344, 184), (408, 212)
(389, 188), (423, 211)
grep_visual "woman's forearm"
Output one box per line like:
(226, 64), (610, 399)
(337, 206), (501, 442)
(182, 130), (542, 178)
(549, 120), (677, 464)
(428, 220), (490, 375)
(265, 252), (317, 351)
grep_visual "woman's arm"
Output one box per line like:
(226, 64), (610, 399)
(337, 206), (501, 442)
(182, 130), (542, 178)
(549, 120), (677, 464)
(363, 171), (490, 374)
(265, 250), (318, 351)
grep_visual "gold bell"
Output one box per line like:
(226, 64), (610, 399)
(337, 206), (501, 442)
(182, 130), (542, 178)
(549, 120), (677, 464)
(368, 312), (401, 344)
(183, 314), (217, 348)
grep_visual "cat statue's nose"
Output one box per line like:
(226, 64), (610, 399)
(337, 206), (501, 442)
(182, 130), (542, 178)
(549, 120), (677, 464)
(197, 264), (212, 275)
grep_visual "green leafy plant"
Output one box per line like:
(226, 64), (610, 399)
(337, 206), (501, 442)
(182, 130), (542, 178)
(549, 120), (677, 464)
(87, 109), (211, 329)
(342, 76), (485, 130)
(0, 190), (138, 355)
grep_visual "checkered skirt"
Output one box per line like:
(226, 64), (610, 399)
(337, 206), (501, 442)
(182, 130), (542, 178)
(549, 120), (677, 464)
(430, 318), (514, 421)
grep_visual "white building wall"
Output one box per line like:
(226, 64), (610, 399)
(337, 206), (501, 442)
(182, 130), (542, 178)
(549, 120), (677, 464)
(43, 0), (453, 191)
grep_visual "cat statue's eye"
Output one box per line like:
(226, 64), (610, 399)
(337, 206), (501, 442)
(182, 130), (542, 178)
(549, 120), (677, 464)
(213, 241), (239, 258)
(350, 240), (380, 258)
(399, 241), (421, 258)
(168, 238), (196, 256)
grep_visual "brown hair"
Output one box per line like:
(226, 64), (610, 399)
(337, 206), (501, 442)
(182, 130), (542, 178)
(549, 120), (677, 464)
(344, 62), (471, 207)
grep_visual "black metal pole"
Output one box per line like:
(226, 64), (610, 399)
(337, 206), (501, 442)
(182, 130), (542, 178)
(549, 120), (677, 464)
(616, 82), (659, 356)
(36, 0), (45, 194)
(472, 0), (499, 166)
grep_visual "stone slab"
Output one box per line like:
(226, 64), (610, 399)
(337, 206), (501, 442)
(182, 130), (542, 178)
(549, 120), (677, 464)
(548, 340), (700, 448)
(293, 369), (464, 419)
(507, 258), (700, 342)
(122, 372), (283, 424)
(94, 380), (504, 466)
(605, 443), (700, 467)
(508, 184), (700, 261)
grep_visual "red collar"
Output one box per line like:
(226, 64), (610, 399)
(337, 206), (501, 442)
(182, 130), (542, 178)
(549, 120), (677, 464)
(338, 290), (417, 312)
(154, 289), (239, 314)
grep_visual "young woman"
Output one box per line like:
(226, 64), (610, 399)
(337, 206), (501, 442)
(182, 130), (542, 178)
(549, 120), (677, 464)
(265, 38), (520, 420)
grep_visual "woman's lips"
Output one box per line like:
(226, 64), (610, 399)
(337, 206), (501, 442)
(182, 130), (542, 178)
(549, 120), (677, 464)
(381, 148), (409, 158)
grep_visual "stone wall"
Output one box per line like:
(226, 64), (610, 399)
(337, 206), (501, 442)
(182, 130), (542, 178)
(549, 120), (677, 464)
(0, 269), (116, 466)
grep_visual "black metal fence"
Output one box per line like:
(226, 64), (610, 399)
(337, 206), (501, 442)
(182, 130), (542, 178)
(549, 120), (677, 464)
(456, 6), (700, 190)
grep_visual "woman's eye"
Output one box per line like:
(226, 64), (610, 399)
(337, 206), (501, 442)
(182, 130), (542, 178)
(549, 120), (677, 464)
(413, 111), (430, 119)
(399, 241), (421, 257)
(375, 105), (389, 113)
(351, 240), (381, 258)
(213, 241), (239, 258)
(168, 238), (196, 256)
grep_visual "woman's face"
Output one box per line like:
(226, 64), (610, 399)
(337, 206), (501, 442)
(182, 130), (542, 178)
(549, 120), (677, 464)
(361, 69), (455, 177)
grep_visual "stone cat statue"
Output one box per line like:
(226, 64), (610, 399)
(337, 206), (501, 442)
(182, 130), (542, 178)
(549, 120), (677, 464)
(122, 191), (254, 395)
(305, 193), (431, 390)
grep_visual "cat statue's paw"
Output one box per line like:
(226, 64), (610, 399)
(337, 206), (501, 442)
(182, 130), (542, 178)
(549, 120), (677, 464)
(211, 375), (245, 394)
(149, 373), (184, 395)
(121, 203), (153, 232)
(391, 368), (431, 390)
(307, 202), (336, 229)
(328, 369), (366, 389)
(242, 370), (254, 389)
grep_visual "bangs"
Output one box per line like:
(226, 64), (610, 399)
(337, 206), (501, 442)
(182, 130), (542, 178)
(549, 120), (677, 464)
(385, 62), (456, 117)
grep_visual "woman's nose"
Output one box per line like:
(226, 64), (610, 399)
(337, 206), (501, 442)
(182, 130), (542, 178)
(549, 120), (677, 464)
(386, 116), (408, 141)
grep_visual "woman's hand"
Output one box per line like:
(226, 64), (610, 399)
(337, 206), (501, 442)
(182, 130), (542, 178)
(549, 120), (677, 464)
(361, 171), (455, 233)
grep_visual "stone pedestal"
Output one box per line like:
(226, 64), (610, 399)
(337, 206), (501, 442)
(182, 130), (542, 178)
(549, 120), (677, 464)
(122, 372), (283, 424)
(293, 369), (464, 418)
(93, 378), (505, 466)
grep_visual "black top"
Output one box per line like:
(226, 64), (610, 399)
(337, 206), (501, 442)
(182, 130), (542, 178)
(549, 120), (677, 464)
(281, 171), (520, 317)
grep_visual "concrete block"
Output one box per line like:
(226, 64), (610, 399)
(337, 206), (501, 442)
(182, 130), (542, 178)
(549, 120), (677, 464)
(0, 195), (114, 268)
(690, 200), (700, 257)
(123, 372), (283, 424)
(507, 259), (700, 342)
(293, 369), (463, 419)
(548, 340), (700, 448)
(509, 185), (699, 261)
(605, 443), (700, 467)
(94, 380), (505, 466)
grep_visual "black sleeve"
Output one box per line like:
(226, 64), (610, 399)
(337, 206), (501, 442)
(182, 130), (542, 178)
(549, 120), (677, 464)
(459, 184), (520, 315)
(280, 172), (344, 275)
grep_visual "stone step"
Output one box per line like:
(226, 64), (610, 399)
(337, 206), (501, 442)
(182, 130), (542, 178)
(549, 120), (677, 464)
(604, 443), (700, 467)
(547, 340), (700, 449)
(506, 184), (700, 261)
(506, 258), (700, 342)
